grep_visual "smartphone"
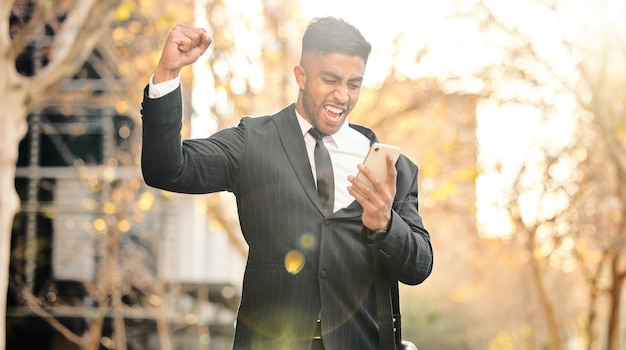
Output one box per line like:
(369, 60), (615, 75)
(356, 143), (402, 191)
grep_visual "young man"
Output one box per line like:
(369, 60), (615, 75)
(141, 17), (433, 350)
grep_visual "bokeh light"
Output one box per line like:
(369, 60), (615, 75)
(284, 250), (305, 274)
(299, 233), (316, 250)
(93, 218), (107, 233)
(138, 191), (154, 211)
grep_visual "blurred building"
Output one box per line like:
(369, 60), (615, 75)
(7, 6), (245, 350)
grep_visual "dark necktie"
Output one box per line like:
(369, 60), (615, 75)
(308, 128), (334, 216)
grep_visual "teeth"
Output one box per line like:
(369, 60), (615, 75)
(325, 106), (343, 114)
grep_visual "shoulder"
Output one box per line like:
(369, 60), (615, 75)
(348, 122), (376, 141)
(238, 104), (297, 133)
(242, 104), (295, 123)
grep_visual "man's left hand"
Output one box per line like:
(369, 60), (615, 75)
(348, 154), (397, 231)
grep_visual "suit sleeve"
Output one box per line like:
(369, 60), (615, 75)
(140, 85), (245, 194)
(362, 155), (434, 285)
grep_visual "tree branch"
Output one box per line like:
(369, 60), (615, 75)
(0, 0), (16, 53)
(26, 0), (123, 106)
(16, 279), (85, 347)
(6, 0), (50, 61)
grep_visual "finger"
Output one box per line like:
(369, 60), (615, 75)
(169, 25), (207, 51)
(199, 31), (212, 50)
(355, 156), (396, 205)
(384, 154), (397, 188)
(347, 175), (372, 201)
(348, 176), (386, 212)
(357, 162), (384, 193)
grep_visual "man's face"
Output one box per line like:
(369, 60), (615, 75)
(294, 52), (366, 135)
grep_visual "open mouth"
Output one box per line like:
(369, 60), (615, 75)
(324, 105), (345, 120)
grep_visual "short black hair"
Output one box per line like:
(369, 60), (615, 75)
(301, 17), (371, 64)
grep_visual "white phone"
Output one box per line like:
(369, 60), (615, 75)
(355, 143), (402, 191)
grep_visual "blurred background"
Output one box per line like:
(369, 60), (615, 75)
(1, 0), (625, 349)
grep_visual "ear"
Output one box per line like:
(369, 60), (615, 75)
(293, 64), (306, 89)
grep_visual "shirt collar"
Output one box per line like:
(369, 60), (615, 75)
(295, 109), (352, 150)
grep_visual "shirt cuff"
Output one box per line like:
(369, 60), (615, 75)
(148, 75), (181, 99)
(361, 217), (392, 243)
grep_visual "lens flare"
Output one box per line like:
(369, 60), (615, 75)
(299, 233), (316, 250)
(284, 250), (305, 274)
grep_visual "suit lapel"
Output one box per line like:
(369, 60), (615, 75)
(273, 104), (325, 214)
(272, 106), (380, 218)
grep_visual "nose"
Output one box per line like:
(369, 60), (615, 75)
(333, 84), (349, 104)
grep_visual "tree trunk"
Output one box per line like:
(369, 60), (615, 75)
(84, 317), (105, 350)
(584, 268), (601, 350)
(2, 1), (128, 348)
(527, 232), (565, 350)
(0, 63), (29, 350)
(607, 252), (625, 350)
(109, 228), (127, 350)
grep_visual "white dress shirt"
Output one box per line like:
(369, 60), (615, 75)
(295, 112), (370, 212)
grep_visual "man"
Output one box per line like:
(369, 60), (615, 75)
(141, 17), (433, 350)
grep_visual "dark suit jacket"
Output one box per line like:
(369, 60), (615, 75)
(141, 86), (433, 349)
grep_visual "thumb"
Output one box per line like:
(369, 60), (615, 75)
(199, 31), (213, 51)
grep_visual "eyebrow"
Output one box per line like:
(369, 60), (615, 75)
(321, 70), (364, 83)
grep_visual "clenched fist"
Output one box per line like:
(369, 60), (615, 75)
(154, 24), (212, 84)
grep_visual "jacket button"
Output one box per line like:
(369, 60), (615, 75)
(319, 269), (328, 279)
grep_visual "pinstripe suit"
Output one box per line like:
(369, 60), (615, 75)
(141, 86), (433, 349)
